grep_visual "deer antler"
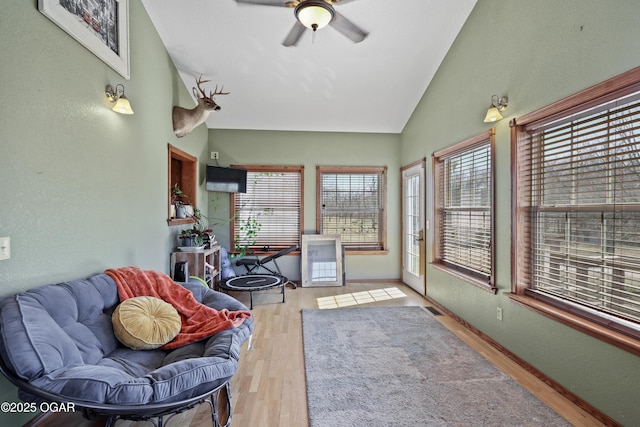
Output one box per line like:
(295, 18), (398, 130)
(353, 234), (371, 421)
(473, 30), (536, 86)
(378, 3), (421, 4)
(194, 75), (212, 99)
(210, 85), (230, 97)
(193, 76), (229, 99)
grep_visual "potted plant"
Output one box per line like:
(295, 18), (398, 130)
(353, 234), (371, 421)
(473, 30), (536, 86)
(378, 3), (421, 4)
(234, 214), (262, 258)
(178, 207), (215, 248)
(207, 192), (263, 258)
(171, 184), (189, 219)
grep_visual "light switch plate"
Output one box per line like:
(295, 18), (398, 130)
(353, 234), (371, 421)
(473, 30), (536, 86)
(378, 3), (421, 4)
(0, 237), (10, 261)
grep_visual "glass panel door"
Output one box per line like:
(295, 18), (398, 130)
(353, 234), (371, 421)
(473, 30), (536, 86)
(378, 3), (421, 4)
(402, 161), (426, 294)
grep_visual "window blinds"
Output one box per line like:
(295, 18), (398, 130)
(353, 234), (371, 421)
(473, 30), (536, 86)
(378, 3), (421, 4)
(319, 169), (385, 250)
(519, 90), (640, 325)
(233, 168), (303, 251)
(435, 140), (493, 280)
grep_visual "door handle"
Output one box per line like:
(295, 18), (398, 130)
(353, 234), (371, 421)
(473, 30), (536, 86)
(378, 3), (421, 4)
(415, 229), (424, 242)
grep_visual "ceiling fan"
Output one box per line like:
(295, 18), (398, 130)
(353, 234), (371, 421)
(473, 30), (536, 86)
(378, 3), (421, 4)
(235, 0), (369, 46)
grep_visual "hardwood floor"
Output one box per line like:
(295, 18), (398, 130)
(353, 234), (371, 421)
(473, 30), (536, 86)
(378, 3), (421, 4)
(31, 282), (606, 427)
(229, 282), (606, 427)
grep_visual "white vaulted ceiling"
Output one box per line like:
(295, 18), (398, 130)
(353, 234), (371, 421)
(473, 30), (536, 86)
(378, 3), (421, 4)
(142, 0), (477, 133)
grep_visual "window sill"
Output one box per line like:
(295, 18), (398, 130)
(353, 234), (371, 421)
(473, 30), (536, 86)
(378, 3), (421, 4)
(345, 249), (389, 255)
(431, 262), (496, 293)
(234, 248), (388, 256)
(167, 218), (195, 226)
(232, 250), (300, 257)
(508, 293), (640, 357)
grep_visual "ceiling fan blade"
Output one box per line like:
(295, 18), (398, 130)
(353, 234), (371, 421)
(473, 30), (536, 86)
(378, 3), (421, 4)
(282, 21), (306, 46)
(330, 11), (368, 43)
(235, 0), (295, 7)
(328, 0), (361, 5)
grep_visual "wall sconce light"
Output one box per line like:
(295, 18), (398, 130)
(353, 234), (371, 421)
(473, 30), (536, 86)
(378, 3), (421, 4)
(483, 95), (508, 122)
(105, 84), (134, 115)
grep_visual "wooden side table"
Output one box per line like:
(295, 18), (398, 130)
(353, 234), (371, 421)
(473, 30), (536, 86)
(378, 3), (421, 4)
(170, 245), (221, 289)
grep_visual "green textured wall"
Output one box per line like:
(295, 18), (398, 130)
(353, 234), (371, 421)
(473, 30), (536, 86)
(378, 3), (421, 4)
(0, 2), (208, 424)
(208, 129), (401, 281)
(401, 0), (640, 424)
(1, 0), (638, 425)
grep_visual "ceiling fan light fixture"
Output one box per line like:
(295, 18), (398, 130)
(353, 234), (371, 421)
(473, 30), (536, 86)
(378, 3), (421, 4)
(295, 1), (335, 31)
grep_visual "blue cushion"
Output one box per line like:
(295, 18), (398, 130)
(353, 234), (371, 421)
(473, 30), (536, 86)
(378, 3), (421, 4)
(0, 273), (253, 405)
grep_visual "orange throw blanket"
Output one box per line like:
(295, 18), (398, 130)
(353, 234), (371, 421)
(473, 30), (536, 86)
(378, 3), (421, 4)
(105, 266), (251, 350)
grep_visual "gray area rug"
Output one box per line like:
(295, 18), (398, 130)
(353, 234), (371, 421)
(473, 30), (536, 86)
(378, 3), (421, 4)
(302, 306), (571, 427)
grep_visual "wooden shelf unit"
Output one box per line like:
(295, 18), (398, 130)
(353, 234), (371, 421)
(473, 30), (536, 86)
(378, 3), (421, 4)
(170, 245), (221, 289)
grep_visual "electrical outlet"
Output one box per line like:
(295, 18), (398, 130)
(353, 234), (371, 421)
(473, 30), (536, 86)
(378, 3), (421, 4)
(210, 151), (219, 160)
(0, 237), (10, 261)
(496, 307), (503, 321)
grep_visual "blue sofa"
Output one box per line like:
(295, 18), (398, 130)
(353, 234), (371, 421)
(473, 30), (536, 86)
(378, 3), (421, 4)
(0, 272), (253, 426)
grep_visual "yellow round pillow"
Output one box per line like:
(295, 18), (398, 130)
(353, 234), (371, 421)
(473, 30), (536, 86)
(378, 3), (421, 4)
(112, 296), (181, 350)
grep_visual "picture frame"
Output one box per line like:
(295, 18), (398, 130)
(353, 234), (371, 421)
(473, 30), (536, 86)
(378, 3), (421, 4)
(301, 234), (345, 287)
(38, 0), (130, 79)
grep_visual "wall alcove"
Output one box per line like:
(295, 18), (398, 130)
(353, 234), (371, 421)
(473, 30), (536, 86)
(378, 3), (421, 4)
(167, 143), (197, 226)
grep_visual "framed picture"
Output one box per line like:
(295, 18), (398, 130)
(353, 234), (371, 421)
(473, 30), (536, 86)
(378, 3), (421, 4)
(301, 234), (345, 287)
(38, 0), (130, 79)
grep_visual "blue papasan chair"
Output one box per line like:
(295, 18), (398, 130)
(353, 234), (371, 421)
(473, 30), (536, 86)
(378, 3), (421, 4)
(0, 272), (253, 427)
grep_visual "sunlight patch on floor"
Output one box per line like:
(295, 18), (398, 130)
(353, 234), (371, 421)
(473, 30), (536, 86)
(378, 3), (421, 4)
(316, 287), (407, 309)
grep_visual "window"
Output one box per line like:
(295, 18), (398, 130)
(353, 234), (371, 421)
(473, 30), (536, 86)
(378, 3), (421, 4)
(433, 130), (495, 290)
(512, 67), (640, 352)
(317, 166), (387, 252)
(231, 165), (303, 253)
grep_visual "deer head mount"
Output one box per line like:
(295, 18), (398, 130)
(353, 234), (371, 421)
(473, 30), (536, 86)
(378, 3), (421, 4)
(172, 76), (229, 138)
